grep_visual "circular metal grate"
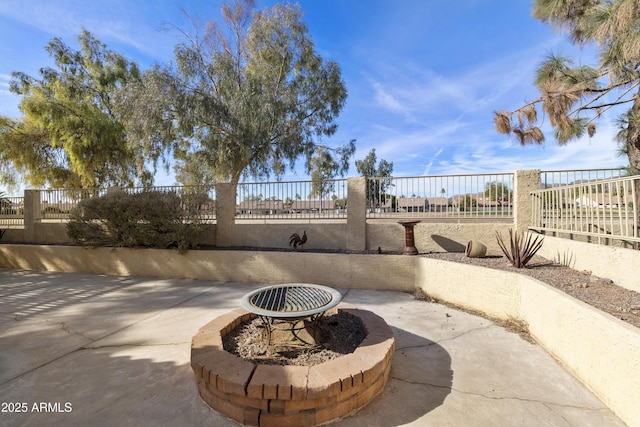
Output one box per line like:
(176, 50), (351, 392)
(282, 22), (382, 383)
(241, 283), (342, 318)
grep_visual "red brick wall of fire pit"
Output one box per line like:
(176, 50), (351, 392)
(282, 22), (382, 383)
(190, 303), (395, 427)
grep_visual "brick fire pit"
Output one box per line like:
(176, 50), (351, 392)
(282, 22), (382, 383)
(191, 303), (395, 426)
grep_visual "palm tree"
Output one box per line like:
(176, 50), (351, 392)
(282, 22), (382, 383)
(494, 0), (640, 175)
(495, 0), (640, 247)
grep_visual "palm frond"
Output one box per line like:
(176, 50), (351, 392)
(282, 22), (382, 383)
(493, 111), (512, 134)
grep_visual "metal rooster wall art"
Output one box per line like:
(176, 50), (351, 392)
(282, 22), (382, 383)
(289, 230), (307, 251)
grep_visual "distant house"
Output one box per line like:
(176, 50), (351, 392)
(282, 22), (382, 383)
(397, 197), (427, 212)
(426, 197), (449, 212)
(377, 197), (394, 213)
(40, 201), (76, 214)
(451, 193), (512, 209)
(574, 194), (623, 209)
(290, 200), (336, 213)
(236, 199), (284, 215)
(395, 197), (449, 213)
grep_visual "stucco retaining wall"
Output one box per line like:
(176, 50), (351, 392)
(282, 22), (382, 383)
(211, 220), (513, 254)
(414, 259), (639, 427)
(0, 244), (637, 426)
(367, 221), (511, 254)
(536, 234), (640, 293)
(0, 245), (415, 292)
(415, 258), (522, 320)
(3, 220), (512, 254)
(518, 280), (640, 427)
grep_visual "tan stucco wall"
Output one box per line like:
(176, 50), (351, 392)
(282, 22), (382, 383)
(18, 221), (513, 254)
(368, 221), (512, 254)
(34, 223), (73, 244)
(536, 235), (640, 293)
(0, 244), (637, 426)
(415, 257), (522, 320)
(414, 257), (639, 427)
(0, 245), (414, 291)
(0, 228), (25, 244)
(232, 223), (348, 251)
(518, 279), (640, 427)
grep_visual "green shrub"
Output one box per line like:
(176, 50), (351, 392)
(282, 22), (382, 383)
(66, 190), (205, 252)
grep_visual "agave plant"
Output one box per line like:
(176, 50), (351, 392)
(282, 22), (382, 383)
(496, 229), (544, 268)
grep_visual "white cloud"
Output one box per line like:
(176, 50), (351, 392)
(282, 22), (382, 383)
(0, 0), (177, 60)
(342, 26), (623, 180)
(371, 81), (405, 114)
(423, 147), (444, 175)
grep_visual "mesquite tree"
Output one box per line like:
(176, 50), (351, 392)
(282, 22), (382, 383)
(129, 0), (351, 186)
(1, 30), (149, 189)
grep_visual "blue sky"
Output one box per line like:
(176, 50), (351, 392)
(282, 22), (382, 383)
(0, 0), (627, 188)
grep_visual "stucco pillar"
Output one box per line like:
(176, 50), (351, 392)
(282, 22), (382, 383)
(347, 177), (366, 251)
(23, 190), (41, 243)
(513, 169), (541, 235)
(215, 183), (236, 247)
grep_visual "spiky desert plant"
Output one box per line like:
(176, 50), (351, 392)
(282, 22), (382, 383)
(496, 229), (544, 268)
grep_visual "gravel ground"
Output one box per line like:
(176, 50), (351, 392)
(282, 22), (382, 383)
(222, 311), (366, 366)
(420, 252), (640, 329)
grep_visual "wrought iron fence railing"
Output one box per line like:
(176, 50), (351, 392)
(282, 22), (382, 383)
(4, 169), (637, 246)
(365, 173), (515, 219)
(530, 174), (639, 244)
(38, 185), (217, 223)
(40, 188), (107, 221)
(540, 168), (626, 188)
(0, 196), (25, 228)
(118, 185), (217, 222)
(235, 179), (348, 220)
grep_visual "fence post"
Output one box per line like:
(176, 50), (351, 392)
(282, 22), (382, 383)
(24, 189), (41, 243)
(347, 177), (366, 251)
(216, 183), (236, 247)
(513, 169), (541, 235)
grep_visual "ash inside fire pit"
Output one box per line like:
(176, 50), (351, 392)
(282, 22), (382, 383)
(222, 311), (366, 366)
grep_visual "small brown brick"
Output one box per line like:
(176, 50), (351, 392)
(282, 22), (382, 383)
(282, 395), (336, 414)
(198, 381), (247, 424)
(267, 399), (286, 414)
(314, 394), (357, 425)
(246, 382), (264, 400)
(307, 359), (343, 399)
(325, 355), (365, 398)
(209, 395), (246, 424)
(278, 384), (292, 400)
(243, 406), (261, 426)
(191, 329), (222, 350)
(354, 340), (393, 383)
(213, 351), (256, 396)
(226, 389), (269, 411)
(191, 351), (219, 383)
(203, 310), (244, 336)
(355, 373), (387, 408)
(263, 382), (278, 400)
(247, 365), (308, 400)
(259, 409), (316, 427)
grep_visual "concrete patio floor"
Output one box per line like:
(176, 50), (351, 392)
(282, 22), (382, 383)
(0, 269), (626, 427)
